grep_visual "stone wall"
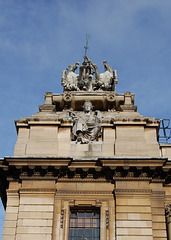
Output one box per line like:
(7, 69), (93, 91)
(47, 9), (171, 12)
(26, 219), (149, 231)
(3, 178), (170, 240)
(14, 120), (163, 158)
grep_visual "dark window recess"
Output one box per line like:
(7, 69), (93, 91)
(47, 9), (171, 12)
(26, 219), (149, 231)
(69, 207), (100, 240)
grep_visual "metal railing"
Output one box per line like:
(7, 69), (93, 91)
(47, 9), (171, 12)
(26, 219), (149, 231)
(159, 119), (171, 143)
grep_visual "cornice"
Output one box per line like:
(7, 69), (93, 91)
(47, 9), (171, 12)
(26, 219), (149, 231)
(0, 156), (171, 207)
(151, 191), (165, 197)
(113, 177), (152, 181)
(19, 188), (56, 193)
(1, 158), (171, 184)
(6, 189), (19, 194)
(114, 189), (152, 195)
(57, 190), (113, 195)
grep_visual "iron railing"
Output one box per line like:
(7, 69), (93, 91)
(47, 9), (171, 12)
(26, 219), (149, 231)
(159, 119), (171, 143)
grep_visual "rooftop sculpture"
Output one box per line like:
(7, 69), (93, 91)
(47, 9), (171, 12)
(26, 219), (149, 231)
(61, 51), (118, 143)
(62, 56), (118, 92)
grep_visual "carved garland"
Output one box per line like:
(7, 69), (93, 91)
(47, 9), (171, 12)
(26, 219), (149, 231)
(105, 210), (109, 229)
(60, 209), (65, 229)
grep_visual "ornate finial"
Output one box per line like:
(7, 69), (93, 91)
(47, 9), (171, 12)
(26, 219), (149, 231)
(84, 34), (91, 56)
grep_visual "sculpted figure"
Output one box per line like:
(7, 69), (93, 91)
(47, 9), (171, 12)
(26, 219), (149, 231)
(72, 101), (102, 143)
(78, 56), (104, 91)
(62, 62), (79, 91)
(89, 59), (100, 80)
(88, 59), (103, 90)
(98, 60), (114, 90)
(103, 60), (113, 73)
(78, 56), (94, 91)
(67, 62), (79, 73)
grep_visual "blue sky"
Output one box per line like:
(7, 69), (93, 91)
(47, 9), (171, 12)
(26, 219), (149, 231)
(0, 0), (171, 237)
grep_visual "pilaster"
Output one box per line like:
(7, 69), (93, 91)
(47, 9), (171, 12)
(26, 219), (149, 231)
(2, 182), (20, 240)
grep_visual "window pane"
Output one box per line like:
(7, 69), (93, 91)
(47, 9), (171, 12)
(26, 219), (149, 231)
(85, 228), (92, 237)
(69, 228), (76, 237)
(78, 211), (85, 218)
(86, 212), (92, 218)
(77, 218), (84, 227)
(77, 228), (84, 236)
(85, 218), (91, 227)
(92, 228), (100, 237)
(70, 218), (77, 227)
(70, 212), (77, 218)
(93, 219), (100, 227)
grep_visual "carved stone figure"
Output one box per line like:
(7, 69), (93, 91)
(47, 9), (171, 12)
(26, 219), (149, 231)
(67, 62), (79, 73)
(98, 60), (116, 91)
(72, 101), (102, 143)
(62, 62), (79, 91)
(62, 58), (118, 92)
(88, 59), (102, 91)
(78, 56), (95, 91)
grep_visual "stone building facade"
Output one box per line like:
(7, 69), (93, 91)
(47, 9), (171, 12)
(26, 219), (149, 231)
(0, 57), (171, 240)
